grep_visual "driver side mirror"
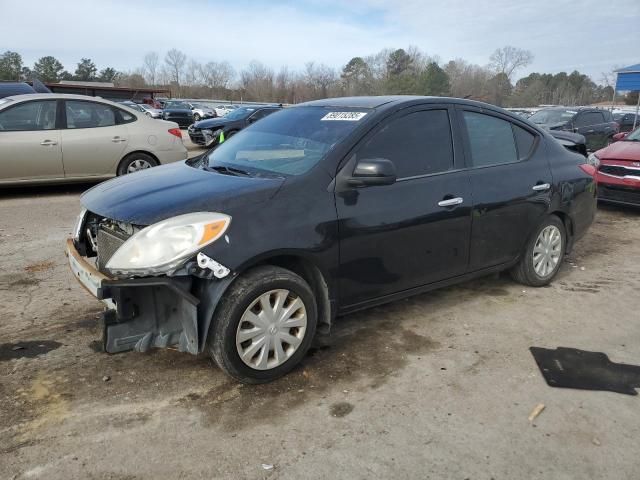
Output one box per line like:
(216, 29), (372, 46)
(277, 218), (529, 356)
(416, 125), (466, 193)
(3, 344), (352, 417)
(347, 158), (397, 187)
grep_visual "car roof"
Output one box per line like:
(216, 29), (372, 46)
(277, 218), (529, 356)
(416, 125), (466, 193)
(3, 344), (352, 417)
(297, 95), (513, 112)
(3, 93), (122, 103)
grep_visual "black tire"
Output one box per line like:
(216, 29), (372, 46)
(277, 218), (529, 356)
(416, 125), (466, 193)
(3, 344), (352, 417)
(117, 152), (158, 176)
(207, 265), (317, 384)
(226, 130), (238, 139)
(193, 113), (201, 122)
(510, 215), (566, 287)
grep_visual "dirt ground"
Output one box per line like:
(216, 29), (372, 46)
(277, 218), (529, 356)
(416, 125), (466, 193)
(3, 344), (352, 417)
(1, 166), (639, 479)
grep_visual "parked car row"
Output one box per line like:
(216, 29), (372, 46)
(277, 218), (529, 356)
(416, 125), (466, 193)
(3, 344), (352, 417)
(528, 107), (619, 152)
(188, 105), (282, 146)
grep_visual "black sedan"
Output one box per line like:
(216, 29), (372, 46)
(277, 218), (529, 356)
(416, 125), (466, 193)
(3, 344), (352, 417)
(67, 96), (596, 384)
(162, 101), (195, 128)
(187, 105), (282, 146)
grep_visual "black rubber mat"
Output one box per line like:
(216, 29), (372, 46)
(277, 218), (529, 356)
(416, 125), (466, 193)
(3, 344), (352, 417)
(530, 347), (640, 396)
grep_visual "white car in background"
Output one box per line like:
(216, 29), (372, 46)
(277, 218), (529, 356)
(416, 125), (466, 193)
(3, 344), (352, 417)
(0, 93), (188, 186)
(213, 104), (238, 117)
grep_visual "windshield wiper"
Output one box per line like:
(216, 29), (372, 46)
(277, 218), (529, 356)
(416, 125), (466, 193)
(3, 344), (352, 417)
(205, 165), (252, 176)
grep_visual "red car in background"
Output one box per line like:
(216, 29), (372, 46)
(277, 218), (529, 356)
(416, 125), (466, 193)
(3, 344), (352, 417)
(590, 127), (640, 206)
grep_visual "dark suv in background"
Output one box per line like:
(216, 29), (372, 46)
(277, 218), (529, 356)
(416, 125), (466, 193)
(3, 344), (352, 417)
(613, 112), (639, 133)
(188, 105), (282, 146)
(528, 107), (618, 151)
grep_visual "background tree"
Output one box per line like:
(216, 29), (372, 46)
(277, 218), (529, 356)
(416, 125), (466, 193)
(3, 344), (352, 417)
(489, 46), (533, 81)
(98, 67), (119, 83)
(164, 48), (187, 86)
(0, 51), (23, 81)
(74, 58), (97, 81)
(33, 56), (65, 82)
(143, 52), (159, 85)
(341, 57), (372, 96)
(419, 62), (450, 96)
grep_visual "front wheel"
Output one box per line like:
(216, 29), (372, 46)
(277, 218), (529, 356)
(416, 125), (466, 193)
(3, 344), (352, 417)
(511, 215), (566, 287)
(117, 152), (158, 175)
(193, 113), (201, 122)
(207, 266), (317, 384)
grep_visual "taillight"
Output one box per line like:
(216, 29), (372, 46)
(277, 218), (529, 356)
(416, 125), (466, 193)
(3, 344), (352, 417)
(168, 128), (182, 139)
(579, 163), (597, 177)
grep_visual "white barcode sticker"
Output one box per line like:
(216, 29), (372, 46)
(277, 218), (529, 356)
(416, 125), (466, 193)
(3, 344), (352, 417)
(321, 111), (367, 121)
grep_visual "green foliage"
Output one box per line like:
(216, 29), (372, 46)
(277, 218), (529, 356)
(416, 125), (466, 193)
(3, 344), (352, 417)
(419, 62), (450, 96)
(0, 51), (23, 81)
(33, 56), (65, 82)
(74, 58), (97, 81)
(98, 67), (119, 83)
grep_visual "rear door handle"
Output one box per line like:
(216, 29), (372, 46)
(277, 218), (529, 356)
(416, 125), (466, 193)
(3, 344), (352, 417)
(438, 197), (464, 207)
(111, 136), (126, 143)
(532, 183), (551, 191)
(40, 140), (58, 146)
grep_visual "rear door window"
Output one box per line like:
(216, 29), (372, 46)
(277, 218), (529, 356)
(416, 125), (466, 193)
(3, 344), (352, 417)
(0, 100), (57, 131)
(462, 111), (518, 167)
(357, 109), (454, 178)
(65, 101), (116, 129)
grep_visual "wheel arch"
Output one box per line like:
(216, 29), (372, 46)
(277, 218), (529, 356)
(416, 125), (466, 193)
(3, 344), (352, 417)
(549, 209), (575, 253)
(117, 150), (160, 173)
(196, 251), (335, 353)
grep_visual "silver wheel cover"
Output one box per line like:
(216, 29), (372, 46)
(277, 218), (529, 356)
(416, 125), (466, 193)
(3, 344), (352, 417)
(533, 225), (562, 278)
(236, 289), (307, 370)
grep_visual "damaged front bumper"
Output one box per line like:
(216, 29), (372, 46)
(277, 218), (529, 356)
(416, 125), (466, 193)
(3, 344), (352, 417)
(65, 238), (230, 356)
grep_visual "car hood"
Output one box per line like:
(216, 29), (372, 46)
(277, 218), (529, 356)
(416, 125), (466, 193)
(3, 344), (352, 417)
(535, 121), (566, 130)
(81, 161), (284, 225)
(596, 141), (640, 161)
(193, 117), (235, 129)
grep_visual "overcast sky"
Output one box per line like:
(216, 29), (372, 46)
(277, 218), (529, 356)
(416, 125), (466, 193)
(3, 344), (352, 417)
(1, 0), (639, 82)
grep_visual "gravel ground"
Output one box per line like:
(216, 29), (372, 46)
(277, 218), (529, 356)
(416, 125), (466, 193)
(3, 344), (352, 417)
(0, 168), (639, 479)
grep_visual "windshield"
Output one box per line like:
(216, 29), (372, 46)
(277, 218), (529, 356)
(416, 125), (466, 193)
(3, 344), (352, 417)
(201, 106), (369, 176)
(529, 109), (576, 125)
(225, 107), (256, 120)
(166, 102), (190, 109)
(625, 128), (640, 141)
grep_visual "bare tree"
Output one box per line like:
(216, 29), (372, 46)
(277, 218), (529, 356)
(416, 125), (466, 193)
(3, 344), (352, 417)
(164, 48), (187, 85)
(185, 59), (202, 86)
(202, 61), (235, 89)
(489, 46), (533, 81)
(143, 52), (159, 85)
(240, 61), (275, 101)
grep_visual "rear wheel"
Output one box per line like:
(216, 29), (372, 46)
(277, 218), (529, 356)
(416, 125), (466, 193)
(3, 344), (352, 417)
(511, 215), (566, 287)
(207, 266), (317, 384)
(117, 152), (157, 176)
(193, 113), (201, 122)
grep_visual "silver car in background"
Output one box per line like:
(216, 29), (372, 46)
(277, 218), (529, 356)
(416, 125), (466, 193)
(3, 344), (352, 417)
(138, 103), (163, 119)
(0, 93), (188, 186)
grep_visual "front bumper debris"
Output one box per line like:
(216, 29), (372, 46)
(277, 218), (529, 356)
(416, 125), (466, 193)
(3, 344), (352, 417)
(66, 238), (201, 355)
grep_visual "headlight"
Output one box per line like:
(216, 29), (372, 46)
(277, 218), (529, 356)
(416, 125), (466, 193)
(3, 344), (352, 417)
(587, 153), (600, 168)
(106, 212), (231, 275)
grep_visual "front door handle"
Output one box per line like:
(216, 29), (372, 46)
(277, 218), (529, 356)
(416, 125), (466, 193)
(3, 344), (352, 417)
(532, 183), (551, 191)
(40, 140), (58, 146)
(438, 197), (464, 207)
